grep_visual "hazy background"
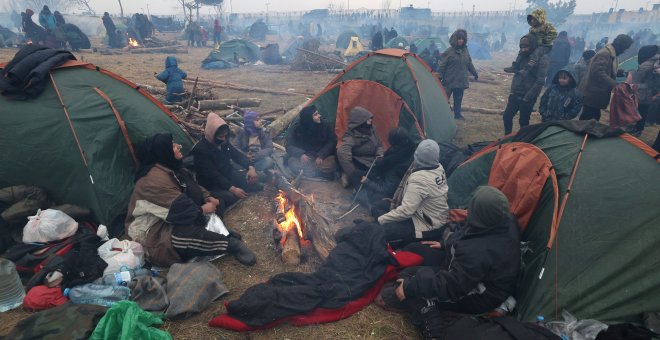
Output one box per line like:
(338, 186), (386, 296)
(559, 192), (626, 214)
(86, 0), (650, 15)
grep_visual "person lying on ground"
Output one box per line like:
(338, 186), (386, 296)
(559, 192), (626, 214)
(539, 66), (583, 122)
(234, 110), (275, 172)
(155, 56), (187, 104)
(125, 133), (256, 268)
(377, 186), (520, 339)
(285, 105), (337, 180)
(356, 127), (415, 218)
(192, 113), (263, 207)
(337, 107), (383, 189)
(377, 139), (448, 249)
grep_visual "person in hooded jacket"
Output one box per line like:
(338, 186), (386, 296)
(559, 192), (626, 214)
(53, 11), (65, 27)
(539, 66), (583, 122)
(286, 106), (338, 179)
(22, 9), (46, 44)
(156, 56), (187, 104)
(192, 113), (262, 208)
(337, 107), (384, 189)
(574, 49), (596, 88)
(438, 29), (478, 120)
(545, 31), (572, 86)
(38, 6), (56, 32)
(356, 127), (416, 218)
(102, 12), (117, 48)
(125, 133), (256, 268)
(504, 8), (556, 75)
(579, 34), (634, 121)
(234, 111), (274, 171)
(502, 34), (549, 134)
(631, 45), (660, 134)
(377, 186), (520, 339)
(377, 139), (449, 249)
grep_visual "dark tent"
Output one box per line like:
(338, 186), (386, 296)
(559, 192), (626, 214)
(336, 30), (358, 49)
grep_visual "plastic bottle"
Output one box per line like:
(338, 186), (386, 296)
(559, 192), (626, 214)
(0, 259), (25, 312)
(63, 283), (131, 307)
(536, 315), (546, 327)
(96, 267), (154, 286)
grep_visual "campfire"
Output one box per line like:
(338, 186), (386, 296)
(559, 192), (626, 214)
(273, 190), (310, 265)
(128, 37), (139, 47)
(272, 174), (336, 265)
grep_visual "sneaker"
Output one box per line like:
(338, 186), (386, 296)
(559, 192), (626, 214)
(228, 236), (257, 266)
(340, 173), (350, 188)
(454, 115), (465, 120)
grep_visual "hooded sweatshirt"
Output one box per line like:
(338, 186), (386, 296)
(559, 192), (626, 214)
(191, 113), (250, 191)
(378, 140), (448, 238)
(337, 107), (384, 175)
(438, 29), (478, 89)
(156, 56), (187, 102)
(539, 66), (583, 122)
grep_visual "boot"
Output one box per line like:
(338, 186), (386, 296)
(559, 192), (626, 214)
(227, 236), (256, 266)
(503, 61), (519, 73)
(418, 304), (444, 340)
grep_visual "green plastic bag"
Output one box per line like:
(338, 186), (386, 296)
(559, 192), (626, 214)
(90, 300), (172, 340)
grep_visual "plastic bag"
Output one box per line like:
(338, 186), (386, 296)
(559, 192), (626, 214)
(89, 300), (172, 340)
(545, 310), (609, 340)
(190, 214), (229, 263)
(22, 209), (79, 243)
(97, 238), (145, 276)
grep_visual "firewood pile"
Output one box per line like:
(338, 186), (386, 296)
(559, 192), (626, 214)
(291, 49), (346, 71)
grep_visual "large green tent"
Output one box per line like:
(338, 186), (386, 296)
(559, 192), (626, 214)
(303, 49), (456, 145)
(447, 121), (660, 323)
(412, 37), (448, 53)
(204, 39), (261, 64)
(0, 61), (192, 225)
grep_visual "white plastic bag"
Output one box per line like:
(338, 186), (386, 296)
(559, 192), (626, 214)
(22, 209), (79, 243)
(97, 238), (145, 276)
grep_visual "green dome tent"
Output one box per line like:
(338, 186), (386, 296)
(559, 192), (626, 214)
(386, 36), (409, 49)
(302, 49), (456, 145)
(336, 30), (358, 49)
(204, 39), (261, 64)
(413, 37), (447, 53)
(0, 60), (192, 225)
(447, 121), (660, 323)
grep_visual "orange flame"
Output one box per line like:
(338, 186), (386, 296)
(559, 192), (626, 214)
(275, 190), (304, 243)
(128, 38), (139, 47)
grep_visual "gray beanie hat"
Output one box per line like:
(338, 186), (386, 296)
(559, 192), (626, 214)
(413, 139), (440, 168)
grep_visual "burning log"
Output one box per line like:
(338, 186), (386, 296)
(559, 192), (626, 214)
(281, 228), (301, 265)
(196, 98), (262, 111)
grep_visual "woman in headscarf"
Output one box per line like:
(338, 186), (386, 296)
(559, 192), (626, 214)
(286, 105), (337, 179)
(356, 127), (416, 218)
(235, 111), (274, 171)
(125, 133), (256, 268)
(438, 29), (478, 120)
(337, 107), (383, 189)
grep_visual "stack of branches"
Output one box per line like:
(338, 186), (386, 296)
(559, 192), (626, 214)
(291, 49), (345, 71)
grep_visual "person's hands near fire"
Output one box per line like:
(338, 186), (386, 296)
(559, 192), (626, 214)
(229, 186), (248, 199)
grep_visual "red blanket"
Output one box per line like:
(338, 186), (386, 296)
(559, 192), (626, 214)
(208, 250), (423, 331)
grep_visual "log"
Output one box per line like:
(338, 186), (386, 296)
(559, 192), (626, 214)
(138, 84), (167, 96)
(129, 45), (187, 54)
(462, 106), (502, 115)
(186, 77), (199, 110)
(274, 174), (336, 260)
(196, 98), (262, 111)
(268, 101), (309, 137)
(281, 228), (301, 265)
(183, 78), (315, 97)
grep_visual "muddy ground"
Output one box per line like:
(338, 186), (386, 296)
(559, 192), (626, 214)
(0, 33), (657, 340)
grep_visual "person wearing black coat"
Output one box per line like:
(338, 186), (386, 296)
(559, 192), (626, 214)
(286, 106), (337, 179)
(356, 127), (416, 218)
(102, 12), (117, 48)
(377, 186), (520, 339)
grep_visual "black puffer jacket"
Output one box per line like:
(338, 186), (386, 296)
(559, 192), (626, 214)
(403, 214), (520, 304)
(510, 34), (549, 102)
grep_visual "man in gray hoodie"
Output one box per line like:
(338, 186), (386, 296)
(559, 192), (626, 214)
(378, 139), (449, 248)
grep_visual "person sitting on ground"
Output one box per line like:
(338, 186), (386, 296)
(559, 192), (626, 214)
(377, 186), (520, 339)
(579, 34), (634, 121)
(377, 139), (448, 249)
(285, 105), (337, 180)
(192, 113), (263, 208)
(438, 29), (478, 120)
(234, 110), (275, 171)
(125, 133), (256, 267)
(155, 56), (187, 104)
(337, 107), (384, 189)
(504, 8), (556, 75)
(539, 67), (583, 122)
(502, 34), (549, 134)
(356, 127), (416, 218)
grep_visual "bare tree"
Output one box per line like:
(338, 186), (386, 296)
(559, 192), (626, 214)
(117, 0), (123, 18)
(381, 0), (391, 11)
(74, 0), (94, 15)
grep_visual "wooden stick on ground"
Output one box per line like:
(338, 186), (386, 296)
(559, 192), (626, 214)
(186, 77), (199, 111)
(196, 98), (262, 111)
(268, 101), (309, 137)
(462, 106), (502, 115)
(184, 78), (315, 97)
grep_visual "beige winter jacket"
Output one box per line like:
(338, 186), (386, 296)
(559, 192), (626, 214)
(378, 165), (449, 238)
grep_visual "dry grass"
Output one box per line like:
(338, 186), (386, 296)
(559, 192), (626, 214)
(0, 35), (657, 339)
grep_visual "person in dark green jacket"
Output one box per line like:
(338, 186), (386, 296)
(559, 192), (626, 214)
(438, 29), (478, 120)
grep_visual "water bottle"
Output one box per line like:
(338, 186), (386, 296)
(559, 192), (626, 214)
(96, 267), (154, 286)
(63, 283), (131, 307)
(535, 315), (545, 328)
(0, 259), (25, 312)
